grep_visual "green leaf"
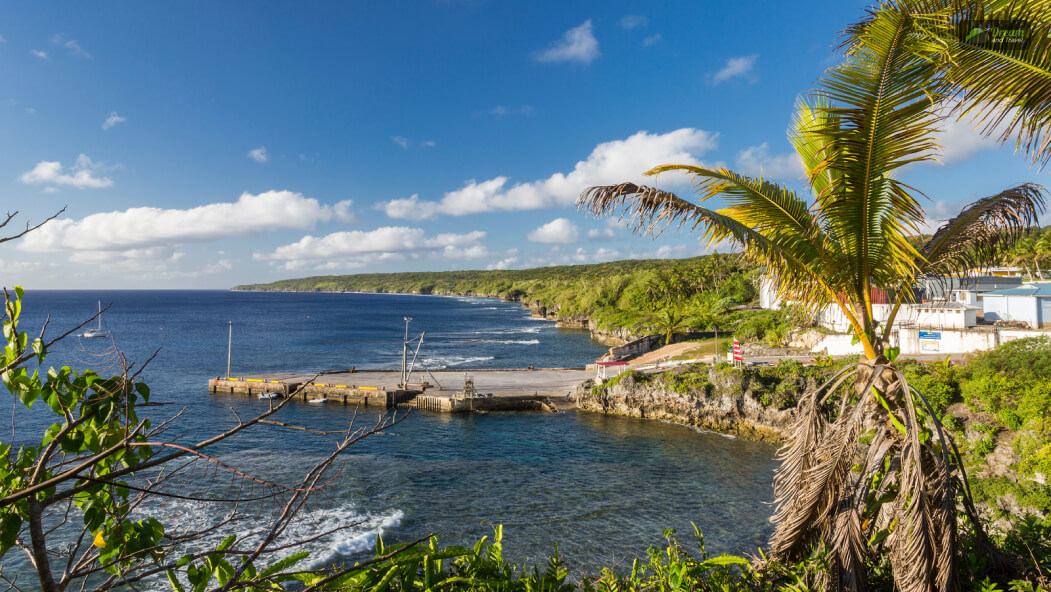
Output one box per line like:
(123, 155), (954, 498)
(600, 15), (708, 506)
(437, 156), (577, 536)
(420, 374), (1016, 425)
(0, 513), (22, 556)
(258, 551), (310, 579)
(700, 555), (750, 567)
(216, 534), (236, 552)
(166, 570), (187, 592)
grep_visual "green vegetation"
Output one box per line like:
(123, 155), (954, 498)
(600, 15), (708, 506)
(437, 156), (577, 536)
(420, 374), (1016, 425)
(960, 337), (1051, 478)
(0, 288), (400, 591)
(238, 254), (766, 336)
(311, 520), (1048, 592)
(578, 0), (1051, 583)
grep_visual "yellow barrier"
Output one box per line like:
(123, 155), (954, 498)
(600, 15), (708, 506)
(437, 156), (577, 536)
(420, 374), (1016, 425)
(360, 386), (378, 391)
(335, 385), (347, 388)
(270, 380), (281, 384)
(246, 379), (264, 383)
(316, 383), (327, 387)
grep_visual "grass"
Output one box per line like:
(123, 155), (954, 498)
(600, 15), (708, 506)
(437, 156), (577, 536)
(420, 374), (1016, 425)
(669, 338), (721, 360)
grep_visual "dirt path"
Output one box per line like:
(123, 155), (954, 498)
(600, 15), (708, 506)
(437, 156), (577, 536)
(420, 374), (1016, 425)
(627, 341), (706, 365)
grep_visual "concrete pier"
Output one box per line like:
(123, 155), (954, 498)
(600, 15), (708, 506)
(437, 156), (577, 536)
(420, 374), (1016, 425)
(208, 367), (590, 413)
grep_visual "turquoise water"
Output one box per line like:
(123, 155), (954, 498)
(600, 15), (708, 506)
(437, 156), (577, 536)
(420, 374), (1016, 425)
(5, 291), (778, 580)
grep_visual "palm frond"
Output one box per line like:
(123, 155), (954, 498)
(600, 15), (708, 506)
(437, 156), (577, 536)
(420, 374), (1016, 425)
(790, 95), (841, 201)
(830, 500), (868, 592)
(914, 0), (1051, 166)
(921, 183), (1047, 278)
(577, 181), (832, 309)
(819, 2), (944, 316)
(769, 395), (828, 559)
(889, 375), (950, 592)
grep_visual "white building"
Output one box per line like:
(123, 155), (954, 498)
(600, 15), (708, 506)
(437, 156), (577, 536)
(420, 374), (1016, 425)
(982, 282), (1051, 329)
(910, 302), (977, 329)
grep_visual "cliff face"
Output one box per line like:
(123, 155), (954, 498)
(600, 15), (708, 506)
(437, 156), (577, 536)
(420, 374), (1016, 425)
(576, 367), (800, 443)
(525, 302), (635, 344)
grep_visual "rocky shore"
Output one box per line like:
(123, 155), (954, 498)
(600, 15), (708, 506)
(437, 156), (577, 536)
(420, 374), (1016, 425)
(574, 365), (802, 443)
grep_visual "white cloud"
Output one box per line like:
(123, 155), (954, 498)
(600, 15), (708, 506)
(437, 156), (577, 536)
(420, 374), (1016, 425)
(391, 136), (409, 149)
(0, 35), (5, 43)
(526, 246), (622, 267)
(24, 107), (35, 114)
(487, 256), (519, 270)
(101, 111), (126, 130)
(620, 15), (648, 29)
(202, 259), (233, 274)
(247, 146), (268, 163)
(643, 34), (662, 47)
(19, 154), (114, 189)
(376, 194), (440, 222)
(378, 128), (717, 220)
(421, 140), (437, 148)
(0, 259), (43, 273)
(488, 105), (534, 118)
(69, 246), (181, 268)
(535, 20), (600, 64)
(20, 190), (347, 255)
(51, 34), (91, 59)
(735, 142), (803, 180)
(254, 227), (488, 271)
(931, 108), (1004, 166)
(332, 199), (356, 222)
(528, 218), (580, 244)
(587, 224), (617, 240)
(709, 54), (758, 85)
(30, 49), (48, 60)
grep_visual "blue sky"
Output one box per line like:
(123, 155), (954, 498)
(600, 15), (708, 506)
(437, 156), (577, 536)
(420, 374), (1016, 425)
(1, 1), (1046, 289)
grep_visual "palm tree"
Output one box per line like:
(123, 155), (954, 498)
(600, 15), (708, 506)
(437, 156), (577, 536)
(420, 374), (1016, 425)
(653, 308), (686, 346)
(1010, 237), (1039, 279)
(579, 2), (1048, 590)
(1036, 231), (1051, 278)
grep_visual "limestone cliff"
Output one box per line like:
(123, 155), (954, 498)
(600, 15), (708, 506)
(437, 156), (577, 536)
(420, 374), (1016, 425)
(576, 366), (804, 443)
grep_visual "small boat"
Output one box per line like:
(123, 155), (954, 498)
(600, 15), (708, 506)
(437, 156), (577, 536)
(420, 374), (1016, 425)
(308, 397), (328, 404)
(257, 392), (281, 400)
(81, 301), (110, 338)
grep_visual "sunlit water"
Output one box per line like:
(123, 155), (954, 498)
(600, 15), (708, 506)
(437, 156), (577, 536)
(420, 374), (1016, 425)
(4, 291), (777, 581)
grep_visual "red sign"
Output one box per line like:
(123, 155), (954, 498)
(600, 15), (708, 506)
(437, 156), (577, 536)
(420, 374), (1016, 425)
(732, 339), (743, 362)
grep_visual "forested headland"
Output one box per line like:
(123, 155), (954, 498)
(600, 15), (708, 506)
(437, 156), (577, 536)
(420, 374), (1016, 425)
(235, 254), (774, 341)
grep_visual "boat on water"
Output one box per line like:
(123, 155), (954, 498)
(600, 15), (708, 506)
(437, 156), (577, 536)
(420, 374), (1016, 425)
(81, 301), (110, 338)
(308, 397), (328, 404)
(257, 392), (281, 400)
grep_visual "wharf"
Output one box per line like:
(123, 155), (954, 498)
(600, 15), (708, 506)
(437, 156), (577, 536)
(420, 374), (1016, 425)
(208, 368), (591, 413)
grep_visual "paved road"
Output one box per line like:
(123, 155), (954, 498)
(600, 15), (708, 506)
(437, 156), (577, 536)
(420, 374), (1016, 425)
(249, 368), (594, 396)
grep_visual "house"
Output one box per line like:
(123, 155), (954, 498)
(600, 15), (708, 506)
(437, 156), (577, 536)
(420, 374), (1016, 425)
(982, 282), (1051, 328)
(919, 275), (1024, 309)
(908, 302), (976, 329)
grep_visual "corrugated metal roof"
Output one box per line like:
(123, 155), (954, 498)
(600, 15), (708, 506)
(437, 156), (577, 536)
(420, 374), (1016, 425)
(921, 275), (1024, 298)
(913, 301), (970, 310)
(983, 282), (1051, 297)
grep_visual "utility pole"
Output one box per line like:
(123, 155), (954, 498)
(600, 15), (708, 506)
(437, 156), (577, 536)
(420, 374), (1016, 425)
(226, 321), (232, 378)
(401, 317), (412, 388)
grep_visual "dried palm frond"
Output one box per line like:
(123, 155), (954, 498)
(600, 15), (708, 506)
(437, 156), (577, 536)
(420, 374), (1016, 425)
(921, 183), (1046, 279)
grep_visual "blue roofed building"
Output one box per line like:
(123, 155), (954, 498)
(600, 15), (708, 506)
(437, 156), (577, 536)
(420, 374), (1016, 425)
(982, 282), (1051, 329)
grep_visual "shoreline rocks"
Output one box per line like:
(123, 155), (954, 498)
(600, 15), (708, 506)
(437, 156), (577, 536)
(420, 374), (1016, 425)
(575, 366), (800, 444)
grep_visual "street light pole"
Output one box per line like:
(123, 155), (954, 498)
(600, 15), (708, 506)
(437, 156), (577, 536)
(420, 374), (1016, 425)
(227, 321), (232, 378)
(401, 317), (412, 388)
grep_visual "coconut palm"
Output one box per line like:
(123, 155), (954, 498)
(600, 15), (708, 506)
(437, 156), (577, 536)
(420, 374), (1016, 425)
(1010, 237), (1040, 279)
(653, 308), (687, 346)
(579, 2), (1048, 590)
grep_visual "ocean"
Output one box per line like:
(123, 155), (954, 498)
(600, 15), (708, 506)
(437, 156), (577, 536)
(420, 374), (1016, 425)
(5, 290), (778, 581)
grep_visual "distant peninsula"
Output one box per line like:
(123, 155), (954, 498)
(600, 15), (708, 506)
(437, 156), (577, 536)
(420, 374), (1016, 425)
(233, 255), (760, 344)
